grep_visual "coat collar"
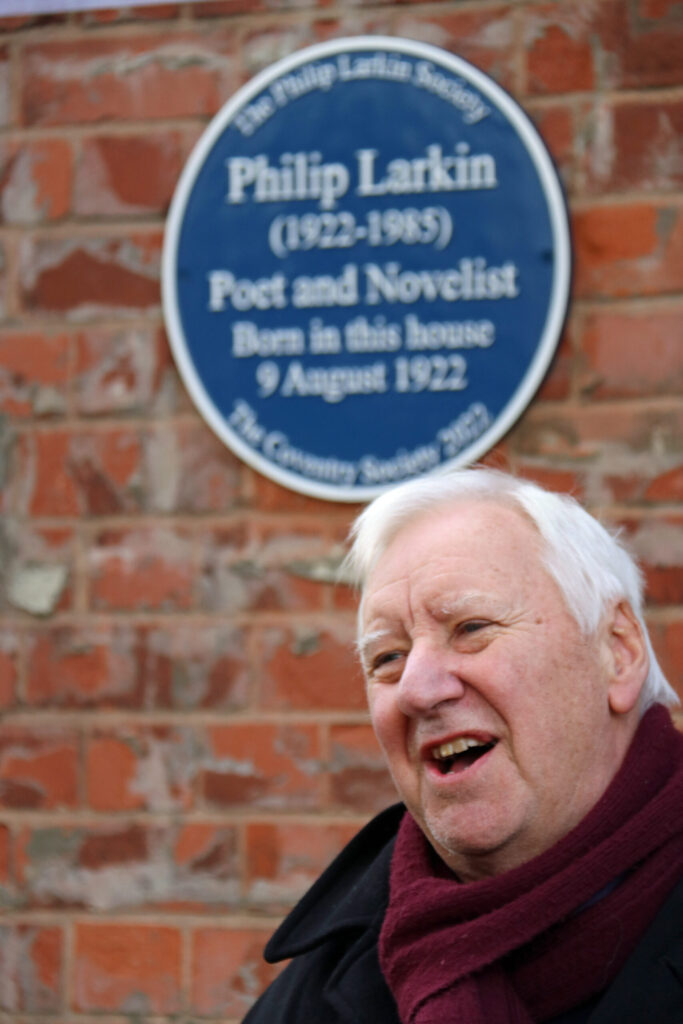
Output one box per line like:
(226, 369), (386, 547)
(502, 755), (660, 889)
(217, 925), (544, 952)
(264, 803), (404, 962)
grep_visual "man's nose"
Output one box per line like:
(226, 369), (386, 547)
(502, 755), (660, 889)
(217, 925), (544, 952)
(396, 643), (466, 716)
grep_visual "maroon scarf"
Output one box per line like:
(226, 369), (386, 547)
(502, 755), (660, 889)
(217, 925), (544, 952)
(379, 704), (683, 1024)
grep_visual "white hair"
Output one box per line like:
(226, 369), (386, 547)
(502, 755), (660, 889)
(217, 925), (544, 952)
(344, 467), (678, 711)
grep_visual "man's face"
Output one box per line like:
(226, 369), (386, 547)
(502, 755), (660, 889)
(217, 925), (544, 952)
(360, 501), (635, 881)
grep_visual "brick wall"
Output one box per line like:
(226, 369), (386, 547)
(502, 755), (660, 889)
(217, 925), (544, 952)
(0, 1), (681, 1020)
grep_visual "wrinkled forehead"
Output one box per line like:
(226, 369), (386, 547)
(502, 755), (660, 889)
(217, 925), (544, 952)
(358, 498), (545, 627)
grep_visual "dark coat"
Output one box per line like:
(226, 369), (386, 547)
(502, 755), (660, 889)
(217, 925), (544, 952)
(243, 804), (683, 1024)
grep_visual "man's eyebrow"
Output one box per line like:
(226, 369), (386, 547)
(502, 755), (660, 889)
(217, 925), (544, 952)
(436, 591), (498, 617)
(356, 629), (393, 661)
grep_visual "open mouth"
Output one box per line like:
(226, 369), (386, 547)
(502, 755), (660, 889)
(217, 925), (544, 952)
(431, 736), (497, 775)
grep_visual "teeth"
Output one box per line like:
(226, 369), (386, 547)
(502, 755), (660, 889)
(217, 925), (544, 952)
(433, 737), (486, 759)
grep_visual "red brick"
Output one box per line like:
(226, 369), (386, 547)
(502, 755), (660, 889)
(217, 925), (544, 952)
(530, 105), (575, 189)
(17, 819), (239, 910)
(514, 465), (585, 501)
(74, 922), (181, 1012)
(617, 516), (683, 606)
(200, 529), (326, 613)
(20, 232), (161, 318)
(77, 4), (183, 24)
(146, 421), (243, 514)
(328, 724), (396, 813)
(578, 307), (683, 399)
(191, 928), (281, 1016)
(139, 623), (250, 710)
(192, 0), (267, 15)
(259, 624), (366, 711)
(514, 405), (683, 462)
(645, 467), (683, 503)
(573, 204), (683, 298)
(393, 7), (517, 89)
(0, 332), (69, 418)
(0, 138), (72, 224)
(1, 524), (74, 615)
(0, 47), (9, 128)
(203, 723), (322, 811)
(26, 625), (143, 708)
(86, 726), (198, 812)
(0, 729), (78, 810)
(6, 427), (144, 517)
(536, 328), (572, 402)
(249, 471), (344, 514)
(525, 3), (597, 94)
(245, 821), (358, 907)
(88, 526), (194, 611)
(526, 0), (683, 94)
(74, 325), (181, 416)
(0, 823), (10, 886)
(74, 132), (187, 217)
(0, 631), (19, 709)
(648, 620), (683, 703)
(22, 33), (239, 126)
(581, 99), (683, 195)
(0, 924), (63, 1012)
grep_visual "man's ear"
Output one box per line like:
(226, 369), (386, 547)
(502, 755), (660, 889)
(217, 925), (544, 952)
(606, 601), (649, 715)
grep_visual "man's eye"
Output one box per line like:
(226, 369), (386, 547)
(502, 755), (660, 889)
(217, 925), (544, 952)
(371, 651), (404, 673)
(460, 620), (489, 634)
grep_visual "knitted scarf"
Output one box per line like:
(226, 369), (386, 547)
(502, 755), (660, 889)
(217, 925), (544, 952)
(379, 704), (683, 1024)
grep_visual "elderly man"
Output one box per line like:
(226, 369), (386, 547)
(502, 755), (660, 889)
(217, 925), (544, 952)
(244, 469), (682, 1024)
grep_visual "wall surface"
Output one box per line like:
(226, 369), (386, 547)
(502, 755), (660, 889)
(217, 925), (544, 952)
(0, 0), (681, 1020)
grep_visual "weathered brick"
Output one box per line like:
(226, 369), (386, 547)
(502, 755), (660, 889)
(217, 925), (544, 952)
(0, 630), (20, 709)
(514, 405), (682, 462)
(573, 204), (683, 299)
(530, 104), (575, 190)
(1, 522), (73, 616)
(526, 0), (683, 94)
(145, 420), (243, 514)
(26, 625), (143, 708)
(77, 4), (183, 24)
(203, 723), (322, 811)
(0, 46), (9, 128)
(74, 131), (187, 217)
(191, 927), (281, 1016)
(0, 138), (72, 224)
(536, 328), (572, 402)
(16, 819), (240, 910)
(74, 922), (181, 1012)
(22, 33), (239, 126)
(393, 7), (517, 89)
(648, 619), (683, 703)
(259, 623), (366, 711)
(618, 516), (683, 606)
(74, 325), (182, 416)
(0, 729), (78, 810)
(328, 724), (396, 813)
(138, 623), (250, 710)
(644, 467), (683, 503)
(86, 726), (200, 812)
(200, 527), (326, 613)
(245, 820), (358, 907)
(88, 526), (194, 611)
(0, 823), (10, 888)
(525, 3), (597, 94)
(6, 427), (144, 518)
(580, 99), (683, 195)
(20, 232), (162, 318)
(0, 924), (63, 1012)
(577, 307), (683, 399)
(0, 331), (69, 418)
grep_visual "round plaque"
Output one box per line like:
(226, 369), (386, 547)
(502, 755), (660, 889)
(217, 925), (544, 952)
(163, 36), (570, 501)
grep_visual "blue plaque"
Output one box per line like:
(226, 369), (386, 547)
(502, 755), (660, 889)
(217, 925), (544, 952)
(163, 36), (570, 501)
